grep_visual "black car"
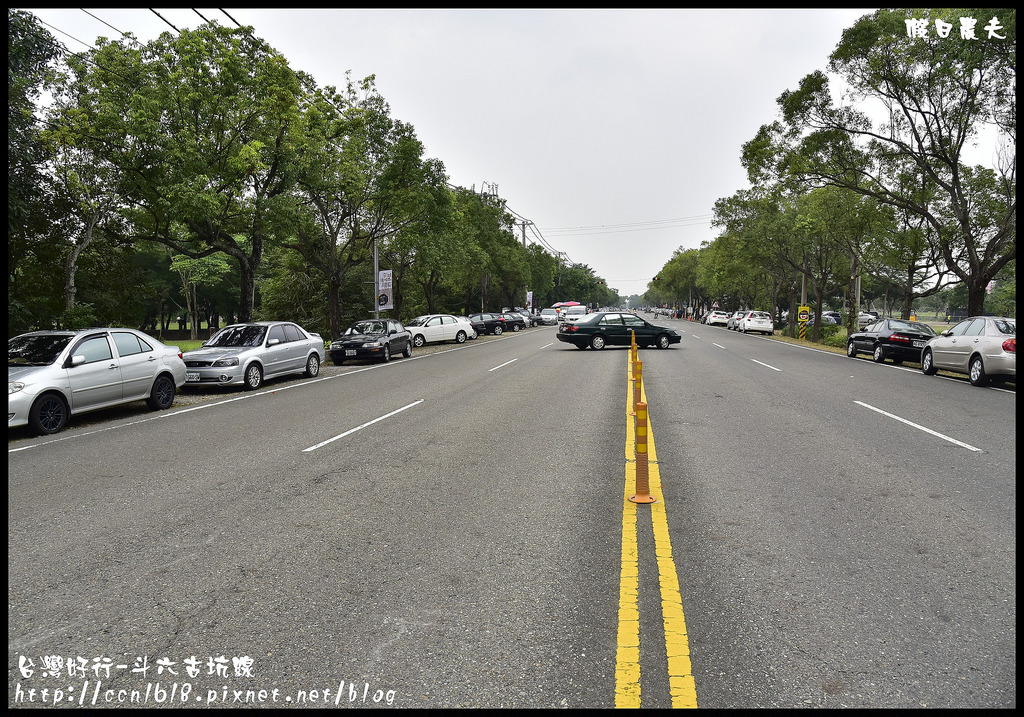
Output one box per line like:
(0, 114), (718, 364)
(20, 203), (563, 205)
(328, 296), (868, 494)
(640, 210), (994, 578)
(467, 312), (507, 335)
(557, 311), (681, 350)
(846, 318), (937, 364)
(329, 319), (412, 365)
(498, 313), (527, 332)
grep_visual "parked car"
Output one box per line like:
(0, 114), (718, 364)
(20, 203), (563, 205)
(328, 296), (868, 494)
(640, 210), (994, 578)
(329, 318), (412, 365)
(184, 321), (325, 390)
(727, 311), (746, 330)
(557, 311), (682, 350)
(468, 312), (507, 335)
(538, 308), (559, 326)
(454, 315), (479, 339)
(921, 316), (1016, 386)
(822, 310), (843, 325)
(857, 311), (880, 329)
(559, 305), (589, 325)
(9, 328), (187, 435)
(846, 319), (938, 364)
(737, 311), (774, 335)
(498, 312), (528, 331)
(705, 310), (731, 327)
(404, 314), (476, 347)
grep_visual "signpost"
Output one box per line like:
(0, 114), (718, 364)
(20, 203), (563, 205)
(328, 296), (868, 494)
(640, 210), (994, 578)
(797, 305), (810, 340)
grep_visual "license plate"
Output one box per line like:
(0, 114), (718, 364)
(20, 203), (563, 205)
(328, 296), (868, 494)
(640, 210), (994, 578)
(345, 350), (357, 356)
(186, 372), (200, 382)
(913, 340), (924, 348)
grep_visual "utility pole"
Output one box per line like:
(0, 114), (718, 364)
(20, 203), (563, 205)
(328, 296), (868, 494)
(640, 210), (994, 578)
(517, 220), (533, 248)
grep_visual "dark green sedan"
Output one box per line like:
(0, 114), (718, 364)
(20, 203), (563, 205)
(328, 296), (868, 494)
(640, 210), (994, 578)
(556, 311), (682, 350)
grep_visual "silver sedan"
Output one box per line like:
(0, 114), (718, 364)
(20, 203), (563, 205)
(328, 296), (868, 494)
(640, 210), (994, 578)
(921, 316), (1015, 386)
(9, 328), (187, 434)
(182, 321), (325, 390)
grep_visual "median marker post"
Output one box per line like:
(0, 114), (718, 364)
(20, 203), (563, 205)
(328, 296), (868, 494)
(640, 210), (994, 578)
(633, 360), (642, 414)
(630, 402), (656, 504)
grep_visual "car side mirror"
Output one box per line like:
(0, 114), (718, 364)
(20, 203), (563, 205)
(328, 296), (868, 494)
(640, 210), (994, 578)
(267, 338), (280, 346)
(940, 330), (952, 337)
(68, 355), (86, 368)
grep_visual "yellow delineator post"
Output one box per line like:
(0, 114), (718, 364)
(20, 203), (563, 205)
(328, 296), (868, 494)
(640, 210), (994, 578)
(633, 360), (643, 414)
(630, 402), (656, 504)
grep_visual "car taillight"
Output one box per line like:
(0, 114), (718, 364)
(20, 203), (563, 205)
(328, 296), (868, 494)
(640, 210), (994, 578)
(889, 334), (911, 343)
(1003, 338), (1015, 353)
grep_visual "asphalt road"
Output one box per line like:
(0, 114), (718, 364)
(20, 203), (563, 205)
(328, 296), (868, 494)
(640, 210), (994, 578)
(7, 320), (1016, 708)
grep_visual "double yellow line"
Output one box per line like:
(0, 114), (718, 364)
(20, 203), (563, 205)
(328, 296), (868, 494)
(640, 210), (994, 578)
(615, 352), (698, 708)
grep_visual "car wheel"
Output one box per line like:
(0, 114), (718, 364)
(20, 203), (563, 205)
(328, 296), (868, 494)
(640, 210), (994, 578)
(30, 393), (68, 435)
(412, 334), (426, 348)
(872, 344), (886, 363)
(304, 353), (320, 377)
(146, 374), (176, 410)
(512, 323), (521, 332)
(921, 349), (937, 375)
(969, 355), (989, 387)
(381, 344), (391, 363)
(656, 334), (671, 349)
(846, 341), (857, 358)
(493, 326), (503, 335)
(590, 334), (606, 350)
(402, 341), (412, 358)
(455, 330), (467, 344)
(244, 363), (263, 390)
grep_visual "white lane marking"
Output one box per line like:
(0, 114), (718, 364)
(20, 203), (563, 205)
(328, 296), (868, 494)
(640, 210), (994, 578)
(489, 358), (518, 372)
(854, 400), (982, 452)
(751, 359), (782, 372)
(712, 343), (725, 349)
(303, 400), (424, 452)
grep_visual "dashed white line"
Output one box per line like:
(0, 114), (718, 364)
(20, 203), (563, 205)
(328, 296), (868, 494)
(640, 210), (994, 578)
(303, 400), (424, 452)
(751, 359), (782, 372)
(854, 400), (982, 452)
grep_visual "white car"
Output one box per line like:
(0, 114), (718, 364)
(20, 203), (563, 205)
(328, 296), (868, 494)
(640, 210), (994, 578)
(9, 328), (187, 435)
(560, 305), (588, 325)
(404, 314), (477, 347)
(538, 308), (558, 325)
(705, 310), (731, 327)
(737, 311), (774, 335)
(727, 311), (746, 330)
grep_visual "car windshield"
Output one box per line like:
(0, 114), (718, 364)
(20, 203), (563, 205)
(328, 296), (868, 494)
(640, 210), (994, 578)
(350, 321), (386, 335)
(8, 333), (74, 366)
(404, 316), (428, 327)
(890, 320), (935, 335)
(207, 325), (267, 347)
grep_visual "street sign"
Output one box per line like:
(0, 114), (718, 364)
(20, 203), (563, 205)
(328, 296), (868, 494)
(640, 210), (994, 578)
(797, 305), (810, 322)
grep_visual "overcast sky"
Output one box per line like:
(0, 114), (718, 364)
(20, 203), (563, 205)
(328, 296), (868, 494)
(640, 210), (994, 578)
(23, 7), (877, 299)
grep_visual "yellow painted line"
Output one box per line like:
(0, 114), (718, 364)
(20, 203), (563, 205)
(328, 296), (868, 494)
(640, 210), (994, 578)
(615, 353), (698, 708)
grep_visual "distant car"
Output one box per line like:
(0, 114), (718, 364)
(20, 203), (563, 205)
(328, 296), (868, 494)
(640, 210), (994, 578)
(538, 308), (558, 326)
(857, 311), (879, 329)
(559, 305), (588, 325)
(468, 312), (506, 335)
(921, 316), (1015, 386)
(705, 310), (731, 327)
(404, 314), (476, 347)
(184, 321), (325, 390)
(822, 310), (842, 325)
(329, 318), (412, 365)
(557, 311), (681, 350)
(9, 328), (187, 435)
(846, 318), (938, 364)
(727, 311), (746, 330)
(738, 311), (774, 335)
(498, 312), (527, 332)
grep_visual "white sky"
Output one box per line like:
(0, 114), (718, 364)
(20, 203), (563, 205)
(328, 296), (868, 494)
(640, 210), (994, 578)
(22, 7), (876, 298)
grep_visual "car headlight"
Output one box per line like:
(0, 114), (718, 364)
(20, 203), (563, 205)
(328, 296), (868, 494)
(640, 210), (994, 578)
(9, 381), (25, 395)
(362, 341), (381, 348)
(212, 358), (239, 367)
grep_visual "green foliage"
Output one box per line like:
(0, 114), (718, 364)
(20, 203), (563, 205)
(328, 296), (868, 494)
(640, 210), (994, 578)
(58, 302), (98, 330)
